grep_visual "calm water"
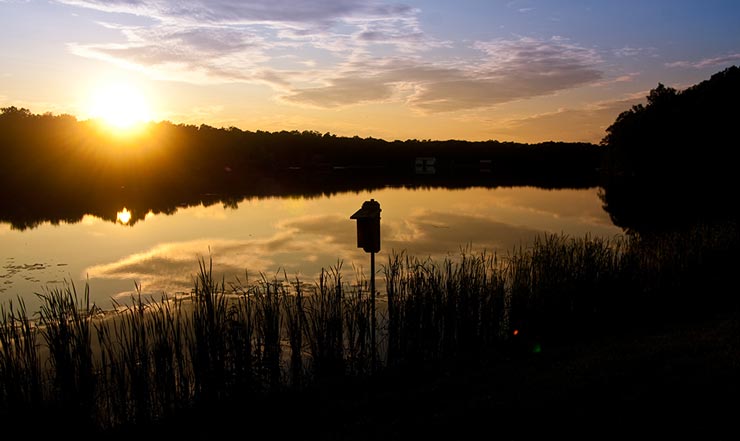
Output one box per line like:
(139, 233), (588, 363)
(0, 186), (621, 313)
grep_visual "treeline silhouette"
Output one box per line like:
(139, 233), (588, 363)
(599, 65), (740, 233)
(0, 107), (601, 230)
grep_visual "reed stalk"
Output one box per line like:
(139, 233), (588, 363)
(0, 298), (42, 416)
(35, 281), (96, 428)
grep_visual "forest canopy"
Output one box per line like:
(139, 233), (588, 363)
(601, 65), (739, 180)
(599, 65), (739, 232)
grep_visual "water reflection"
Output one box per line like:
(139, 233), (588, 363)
(0, 186), (621, 313)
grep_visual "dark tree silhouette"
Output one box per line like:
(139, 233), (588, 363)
(0, 107), (602, 230)
(599, 65), (740, 233)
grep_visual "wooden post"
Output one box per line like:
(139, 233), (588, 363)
(370, 250), (376, 371)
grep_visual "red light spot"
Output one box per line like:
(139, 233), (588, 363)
(513, 329), (519, 336)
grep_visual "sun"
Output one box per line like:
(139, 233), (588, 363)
(116, 207), (132, 224)
(88, 82), (154, 130)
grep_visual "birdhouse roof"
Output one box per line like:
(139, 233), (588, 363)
(350, 199), (381, 219)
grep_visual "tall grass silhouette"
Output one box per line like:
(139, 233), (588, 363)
(1, 224), (737, 434)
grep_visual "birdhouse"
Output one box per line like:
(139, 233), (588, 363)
(350, 199), (381, 253)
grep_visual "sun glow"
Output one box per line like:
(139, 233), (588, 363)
(88, 83), (153, 130)
(116, 208), (132, 224)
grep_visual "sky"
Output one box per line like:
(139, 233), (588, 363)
(1, 0), (740, 143)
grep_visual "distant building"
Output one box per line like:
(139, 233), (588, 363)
(479, 159), (492, 173)
(415, 157), (436, 175)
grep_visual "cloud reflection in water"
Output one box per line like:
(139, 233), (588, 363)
(1, 187), (622, 312)
(85, 208), (568, 301)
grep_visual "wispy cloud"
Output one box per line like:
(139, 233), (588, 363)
(62, 0), (436, 82)
(69, 24), (271, 83)
(612, 46), (655, 58)
(61, 1), (601, 112)
(665, 53), (740, 69)
(284, 37), (602, 112)
(487, 98), (643, 143)
(59, 0), (411, 25)
(588, 71), (640, 88)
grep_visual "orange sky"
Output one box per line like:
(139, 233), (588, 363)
(2, 0), (739, 143)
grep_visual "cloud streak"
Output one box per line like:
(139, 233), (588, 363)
(62, 1), (602, 112)
(60, 0), (412, 25)
(284, 37), (602, 112)
(488, 98), (642, 143)
(63, 0), (433, 81)
(666, 53), (740, 69)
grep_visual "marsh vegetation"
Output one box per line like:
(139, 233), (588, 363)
(1, 222), (736, 436)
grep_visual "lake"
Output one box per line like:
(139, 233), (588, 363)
(0, 186), (622, 314)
